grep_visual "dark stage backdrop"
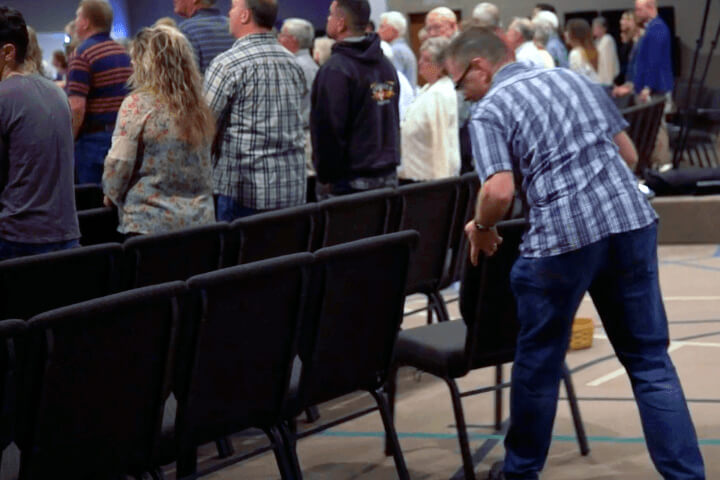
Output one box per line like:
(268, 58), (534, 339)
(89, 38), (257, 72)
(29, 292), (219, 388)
(7, 0), (333, 36)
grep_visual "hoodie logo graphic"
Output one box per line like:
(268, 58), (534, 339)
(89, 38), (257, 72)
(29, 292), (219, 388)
(370, 81), (396, 105)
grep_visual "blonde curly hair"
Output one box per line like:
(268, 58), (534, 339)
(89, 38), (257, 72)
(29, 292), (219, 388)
(128, 25), (215, 150)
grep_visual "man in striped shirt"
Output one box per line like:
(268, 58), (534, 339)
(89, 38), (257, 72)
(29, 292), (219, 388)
(447, 28), (705, 479)
(175, 0), (235, 74)
(204, 0), (306, 221)
(68, 0), (132, 184)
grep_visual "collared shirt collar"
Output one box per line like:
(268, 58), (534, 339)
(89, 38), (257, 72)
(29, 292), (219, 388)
(193, 7), (222, 17)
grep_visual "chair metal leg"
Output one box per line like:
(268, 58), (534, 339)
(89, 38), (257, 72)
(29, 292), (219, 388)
(426, 294), (434, 324)
(370, 388), (410, 480)
(561, 362), (590, 456)
(278, 421), (303, 480)
(384, 365), (399, 457)
(304, 406), (320, 423)
(444, 377), (475, 480)
(494, 364), (503, 431)
(149, 468), (165, 480)
(265, 426), (296, 480)
(176, 446), (198, 478)
(429, 292), (451, 323)
(215, 436), (234, 458)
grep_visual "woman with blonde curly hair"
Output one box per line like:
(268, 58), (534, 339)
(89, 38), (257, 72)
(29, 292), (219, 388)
(102, 25), (215, 236)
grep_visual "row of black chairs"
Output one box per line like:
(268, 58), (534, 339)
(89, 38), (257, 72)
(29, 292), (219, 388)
(0, 222), (589, 480)
(0, 231), (418, 479)
(63, 174), (481, 325)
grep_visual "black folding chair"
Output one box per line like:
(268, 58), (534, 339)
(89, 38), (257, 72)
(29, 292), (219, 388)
(74, 183), (104, 211)
(387, 220), (589, 479)
(438, 173), (480, 293)
(318, 187), (398, 248)
(172, 253), (315, 479)
(17, 282), (186, 479)
(227, 203), (320, 265)
(0, 319), (26, 470)
(0, 243), (123, 321)
(397, 178), (460, 323)
(621, 97), (666, 176)
(77, 206), (123, 246)
(281, 231), (419, 480)
(123, 222), (229, 289)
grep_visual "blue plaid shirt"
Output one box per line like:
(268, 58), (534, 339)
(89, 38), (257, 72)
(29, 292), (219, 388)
(469, 62), (657, 258)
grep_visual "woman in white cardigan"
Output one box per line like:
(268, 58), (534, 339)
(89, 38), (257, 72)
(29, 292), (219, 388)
(398, 36), (461, 182)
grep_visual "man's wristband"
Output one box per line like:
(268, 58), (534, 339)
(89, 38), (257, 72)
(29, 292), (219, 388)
(474, 221), (494, 232)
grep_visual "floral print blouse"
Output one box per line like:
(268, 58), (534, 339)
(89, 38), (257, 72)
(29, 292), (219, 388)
(103, 92), (215, 234)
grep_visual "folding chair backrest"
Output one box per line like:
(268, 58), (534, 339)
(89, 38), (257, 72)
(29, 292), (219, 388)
(0, 243), (123, 320)
(0, 320), (26, 451)
(77, 206), (123, 246)
(440, 173), (478, 289)
(296, 231), (418, 409)
(180, 253), (313, 447)
(460, 219), (526, 369)
(227, 203), (319, 265)
(621, 97), (666, 175)
(319, 188), (398, 248)
(19, 282), (185, 478)
(123, 223), (228, 288)
(74, 183), (104, 211)
(397, 178), (459, 294)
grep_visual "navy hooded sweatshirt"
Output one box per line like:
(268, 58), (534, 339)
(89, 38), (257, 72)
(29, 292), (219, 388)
(310, 33), (400, 184)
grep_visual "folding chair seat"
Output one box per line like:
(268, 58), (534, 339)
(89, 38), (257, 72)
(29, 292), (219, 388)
(227, 203), (319, 265)
(387, 219), (589, 480)
(77, 206), (123, 245)
(17, 282), (186, 479)
(0, 243), (123, 321)
(281, 231), (419, 480)
(318, 187), (398, 248)
(397, 177), (460, 323)
(123, 222), (229, 289)
(170, 253), (315, 478)
(74, 183), (104, 211)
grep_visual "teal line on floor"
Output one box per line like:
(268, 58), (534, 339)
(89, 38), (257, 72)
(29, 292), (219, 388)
(319, 431), (720, 445)
(714, 246), (720, 258)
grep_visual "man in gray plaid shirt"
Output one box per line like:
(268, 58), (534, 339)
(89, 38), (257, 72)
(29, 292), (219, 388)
(204, 0), (307, 221)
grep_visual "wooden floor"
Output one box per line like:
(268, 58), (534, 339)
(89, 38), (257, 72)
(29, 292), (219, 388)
(157, 244), (720, 480)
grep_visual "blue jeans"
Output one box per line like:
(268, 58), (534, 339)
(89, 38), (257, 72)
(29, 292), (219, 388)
(503, 223), (705, 480)
(214, 195), (259, 222)
(0, 238), (79, 262)
(75, 131), (112, 184)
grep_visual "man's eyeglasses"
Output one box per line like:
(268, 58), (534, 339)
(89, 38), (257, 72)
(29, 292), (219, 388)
(454, 63), (472, 91)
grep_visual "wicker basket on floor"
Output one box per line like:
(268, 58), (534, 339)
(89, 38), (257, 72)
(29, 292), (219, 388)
(569, 317), (594, 350)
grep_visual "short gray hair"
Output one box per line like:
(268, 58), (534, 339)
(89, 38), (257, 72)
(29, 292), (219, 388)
(472, 3), (500, 28)
(509, 17), (534, 42)
(532, 18), (553, 47)
(380, 11), (407, 37)
(282, 17), (314, 49)
(446, 27), (508, 67)
(592, 16), (608, 30)
(420, 36), (450, 65)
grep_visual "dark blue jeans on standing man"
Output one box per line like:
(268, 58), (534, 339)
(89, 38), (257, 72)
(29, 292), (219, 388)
(503, 222), (705, 480)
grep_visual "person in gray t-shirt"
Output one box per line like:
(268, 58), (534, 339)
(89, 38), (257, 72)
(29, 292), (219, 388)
(0, 7), (80, 260)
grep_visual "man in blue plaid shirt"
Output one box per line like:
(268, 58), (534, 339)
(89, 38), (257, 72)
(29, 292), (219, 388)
(204, 0), (306, 221)
(446, 28), (705, 480)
